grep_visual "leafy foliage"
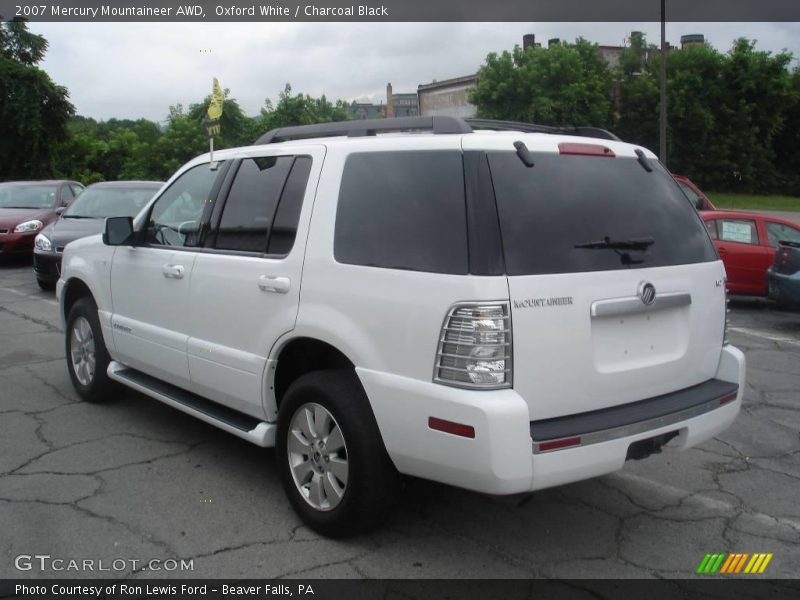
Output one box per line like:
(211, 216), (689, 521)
(472, 35), (800, 194)
(256, 83), (349, 134)
(0, 19), (74, 179)
(470, 39), (614, 128)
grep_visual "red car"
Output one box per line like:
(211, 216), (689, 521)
(700, 210), (800, 295)
(674, 175), (716, 211)
(0, 180), (84, 256)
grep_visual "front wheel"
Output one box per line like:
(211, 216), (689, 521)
(65, 297), (118, 403)
(276, 370), (400, 537)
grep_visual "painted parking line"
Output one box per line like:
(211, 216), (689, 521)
(728, 326), (800, 347)
(1, 286), (59, 307)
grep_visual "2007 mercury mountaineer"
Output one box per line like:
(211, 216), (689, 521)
(57, 117), (744, 536)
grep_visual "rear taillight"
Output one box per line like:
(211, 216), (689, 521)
(434, 303), (512, 389)
(723, 280), (730, 346)
(776, 248), (790, 266)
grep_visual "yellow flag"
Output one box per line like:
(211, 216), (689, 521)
(207, 78), (224, 120)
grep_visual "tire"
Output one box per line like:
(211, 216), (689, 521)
(37, 278), (55, 292)
(276, 369), (400, 537)
(65, 297), (118, 403)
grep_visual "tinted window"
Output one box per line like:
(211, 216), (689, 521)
(267, 157), (312, 255)
(70, 184), (84, 197)
(147, 163), (223, 247)
(335, 151), (468, 274)
(765, 221), (800, 247)
(487, 152), (717, 275)
(216, 157), (293, 253)
(718, 219), (758, 245)
(61, 185), (75, 203)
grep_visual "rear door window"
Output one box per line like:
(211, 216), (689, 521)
(487, 152), (717, 275)
(334, 151), (468, 274)
(718, 219), (758, 245)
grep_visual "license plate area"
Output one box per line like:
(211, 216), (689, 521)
(625, 430), (679, 461)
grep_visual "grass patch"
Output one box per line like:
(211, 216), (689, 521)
(708, 193), (800, 212)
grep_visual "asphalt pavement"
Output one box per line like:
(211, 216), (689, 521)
(1, 258), (798, 580)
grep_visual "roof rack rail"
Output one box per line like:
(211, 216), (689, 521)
(464, 118), (621, 142)
(254, 116), (472, 145)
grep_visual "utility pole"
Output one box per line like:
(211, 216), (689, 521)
(659, 0), (668, 165)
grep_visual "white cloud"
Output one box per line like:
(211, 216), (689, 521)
(31, 22), (800, 123)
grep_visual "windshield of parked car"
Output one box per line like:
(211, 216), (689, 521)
(63, 186), (158, 218)
(677, 180), (704, 210)
(0, 185), (59, 209)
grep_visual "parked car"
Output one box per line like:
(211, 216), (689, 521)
(0, 180), (84, 257)
(768, 241), (800, 309)
(57, 117), (743, 536)
(674, 175), (716, 211)
(33, 181), (163, 290)
(700, 210), (800, 296)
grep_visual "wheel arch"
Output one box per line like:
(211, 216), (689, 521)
(61, 277), (95, 324)
(267, 336), (357, 419)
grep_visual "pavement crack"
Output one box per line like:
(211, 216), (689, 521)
(0, 305), (60, 332)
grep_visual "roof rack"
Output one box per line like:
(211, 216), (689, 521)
(465, 118), (621, 141)
(254, 116), (472, 145)
(253, 116), (621, 145)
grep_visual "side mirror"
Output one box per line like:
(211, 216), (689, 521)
(55, 207), (67, 216)
(103, 216), (135, 246)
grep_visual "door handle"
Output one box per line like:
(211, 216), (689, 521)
(258, 275), (290, 294)
(162, 264), (185, 279)
(717, 247), (728, 255)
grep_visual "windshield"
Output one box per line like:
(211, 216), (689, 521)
(0, 185), (59, 209)
(677, 181), (704, 210)
(64, 186), (158, 218)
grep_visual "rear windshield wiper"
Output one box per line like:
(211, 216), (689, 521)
(574, 236), (655, 251)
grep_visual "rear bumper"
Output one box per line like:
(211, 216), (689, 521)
(767, 269), (800, 308)
(359, 344), (744, 495)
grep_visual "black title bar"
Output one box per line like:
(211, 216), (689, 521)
(1, 0), (800, 22)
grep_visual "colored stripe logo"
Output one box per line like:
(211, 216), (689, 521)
(696, 552), (773, 574)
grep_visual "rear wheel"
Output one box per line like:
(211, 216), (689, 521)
(276, 369), (400, 537)
(65, 297), (118, 402)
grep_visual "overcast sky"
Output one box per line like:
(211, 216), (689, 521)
(30, 22), (800, 123)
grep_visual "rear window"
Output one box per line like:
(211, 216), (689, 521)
(334, 151), (468, 274)
(487, 152), (717, 276)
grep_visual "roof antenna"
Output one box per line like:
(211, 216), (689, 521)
(514, 141), (535, 168)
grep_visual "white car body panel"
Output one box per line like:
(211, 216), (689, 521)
(58, 129), (745, 497)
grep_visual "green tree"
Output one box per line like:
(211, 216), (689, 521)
(188, 90), (256, 148)
(470, 38), (614, 128)
(0, 18), (74, 179)
(773, 67), (800, 195)
(615, 36), (794, 192)
(256, 84), (349, 135)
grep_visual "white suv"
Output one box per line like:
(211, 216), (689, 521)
(57, 117), (744, 536)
